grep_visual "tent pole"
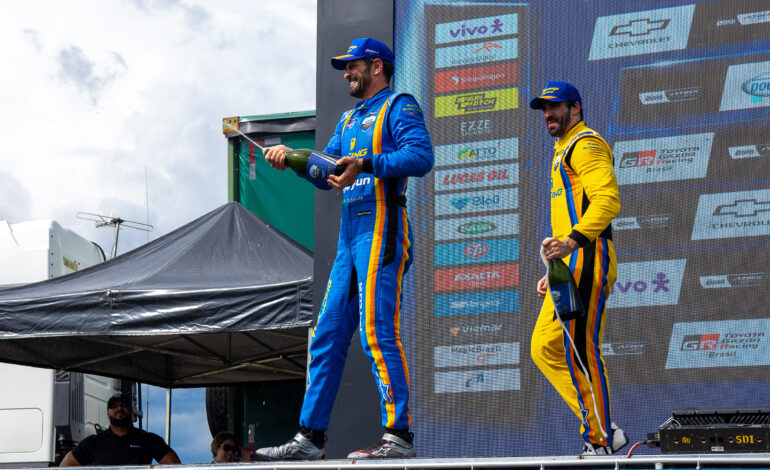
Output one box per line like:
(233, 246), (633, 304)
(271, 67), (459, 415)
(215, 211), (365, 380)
(165, 388), (172, 444)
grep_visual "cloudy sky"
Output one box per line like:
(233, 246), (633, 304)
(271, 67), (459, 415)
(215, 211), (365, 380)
(0, 0), (315, 463)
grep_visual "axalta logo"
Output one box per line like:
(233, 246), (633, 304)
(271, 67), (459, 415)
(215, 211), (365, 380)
(463, 243), (489, 258)
(609, 18), (670, 36)
(742, 73), (770, 97)
(457, 221), (496, 235)
(713, 199), (770, 217)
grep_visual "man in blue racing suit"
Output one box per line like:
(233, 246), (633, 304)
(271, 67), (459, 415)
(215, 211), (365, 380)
(258, 37), (434, 460)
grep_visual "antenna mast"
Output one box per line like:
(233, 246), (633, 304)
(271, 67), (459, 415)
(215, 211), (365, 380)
(76, 212), (154, 259)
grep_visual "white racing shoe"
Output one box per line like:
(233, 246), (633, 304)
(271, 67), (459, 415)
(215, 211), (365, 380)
(347, 433), (415, 459)
(582, 423), (628, 456)
(255, 432), (325, 461)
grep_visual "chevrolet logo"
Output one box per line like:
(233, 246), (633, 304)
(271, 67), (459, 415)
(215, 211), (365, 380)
(713, 199), (770, 218)
(609, 18), (670, 37)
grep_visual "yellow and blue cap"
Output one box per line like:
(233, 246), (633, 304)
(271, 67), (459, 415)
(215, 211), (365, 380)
(529, 81), (582, 109)
(331, 38), (395, 70)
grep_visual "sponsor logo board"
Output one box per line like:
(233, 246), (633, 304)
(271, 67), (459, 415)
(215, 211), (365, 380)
(434, 264), (519, 291)
(434, 342), (520, 367)
(719, 61), (770, 111)
(665, 319), (770, 369)
(435, 38), (518, 69)
(434, 238), (519, 266)
(435, 163), (518, 191)
(435, 213), (518, 241)
(588, 5), (695, 60)
(434, 87), (519, 117)
(435, 187), (518, 216)
(434, 137), (518, 168)
(435, 63), (518, 93)
(608, 259), (686, 308)
(729, 142), (770, 159)
(691, 188), (770, 240)
(602, 341), (647, 356)
(614, 133), (713, 185)
(434, 368), (520, 393)
(700, 272), (766, 288)
(612, 214), (670, 230)
(435, 290), (519, 317)
(434, 14), (518, 44)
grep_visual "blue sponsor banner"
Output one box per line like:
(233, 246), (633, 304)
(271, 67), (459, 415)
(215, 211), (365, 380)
(435, 137), (519, 168)
(435, 187), (518, 216)
(434, 368), (520, 393)
(665, 318), (770, 369)
(435, 290), (519, 316)
(435, 13), (518, 44)
(435, 38), (518, 69)
(434, 238), (519, 266)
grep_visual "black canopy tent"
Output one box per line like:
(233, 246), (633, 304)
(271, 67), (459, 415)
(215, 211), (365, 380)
(0, 202), (313, 387)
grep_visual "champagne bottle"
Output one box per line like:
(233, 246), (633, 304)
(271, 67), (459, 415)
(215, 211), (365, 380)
(283, 149), (344, 190)
(548, 257), (584, 321)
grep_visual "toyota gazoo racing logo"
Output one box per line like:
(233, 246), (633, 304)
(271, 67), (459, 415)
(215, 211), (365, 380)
(742, 72), (770, 97)
(681, 332), (763, 353)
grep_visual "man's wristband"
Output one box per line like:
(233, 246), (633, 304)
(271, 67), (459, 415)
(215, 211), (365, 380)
(362, 158), (374, 174)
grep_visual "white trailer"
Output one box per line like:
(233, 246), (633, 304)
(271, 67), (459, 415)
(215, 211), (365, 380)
(0, 219), (121, 467)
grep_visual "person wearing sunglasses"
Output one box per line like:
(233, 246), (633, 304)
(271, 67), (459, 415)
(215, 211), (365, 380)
(211, 432), (249, 463)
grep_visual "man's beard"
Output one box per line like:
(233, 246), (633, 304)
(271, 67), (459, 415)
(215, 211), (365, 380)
(349, 70), (372, 99)
(547, 112), (571, 137)
(109, 415), (132, 427)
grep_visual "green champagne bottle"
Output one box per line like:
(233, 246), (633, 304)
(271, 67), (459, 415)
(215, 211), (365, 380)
(548, 257), (584, 321)
(283, 149), (342, 177)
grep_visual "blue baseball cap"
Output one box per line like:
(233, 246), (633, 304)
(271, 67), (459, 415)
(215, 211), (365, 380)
(529, 81), (582, 109)
(331, 38), (395, 70)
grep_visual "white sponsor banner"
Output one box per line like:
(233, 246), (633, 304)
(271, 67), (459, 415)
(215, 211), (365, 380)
(435, 163), (518, 192)
(737, 10), (770, 25)
(588, 5), (695, 61)
(691, 188), (770, 240)
(434, 14), (518, 44)
(700, 273), (765, 289)
(719, 61), (770, 111)
(434, 368), (520, 393)
(434, 137), (518, 167)
(665, 319), (770, 369)
(613, 133), (713, 185)
(435, 187), (518, 216)
(729, 144), (770, 159)
(608, 259), (686, 308)
(434, 342), (519, 368)
(434, 213), (518, 241)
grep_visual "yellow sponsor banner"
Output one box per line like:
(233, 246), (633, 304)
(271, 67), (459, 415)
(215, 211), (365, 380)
(435, 87), (519, 117)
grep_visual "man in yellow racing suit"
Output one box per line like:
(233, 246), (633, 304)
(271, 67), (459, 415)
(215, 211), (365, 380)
(530, 81), (627, 456)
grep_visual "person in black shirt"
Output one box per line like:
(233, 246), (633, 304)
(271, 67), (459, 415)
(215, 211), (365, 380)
(60, 394), (180, 466)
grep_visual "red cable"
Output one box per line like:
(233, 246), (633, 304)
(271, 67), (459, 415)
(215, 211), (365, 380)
(626, 441), (645, 458)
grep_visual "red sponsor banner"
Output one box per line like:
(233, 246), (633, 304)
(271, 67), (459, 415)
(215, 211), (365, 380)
(434, 264), (519, 291)
(435, 62), (518, 93)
